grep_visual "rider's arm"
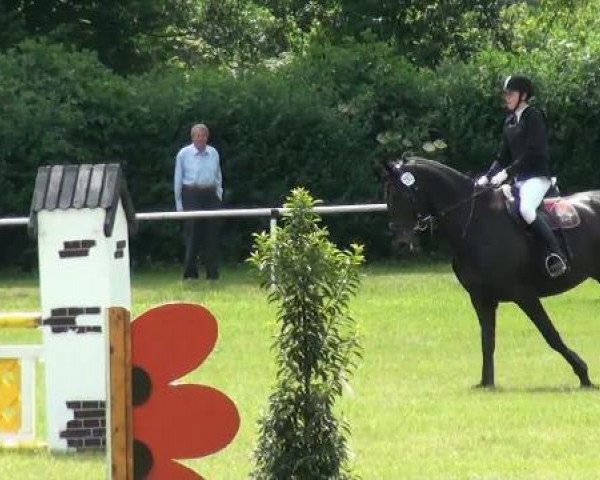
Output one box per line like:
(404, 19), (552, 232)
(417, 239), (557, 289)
(485, 144), (509, 179)
(485, 119), (512, 179)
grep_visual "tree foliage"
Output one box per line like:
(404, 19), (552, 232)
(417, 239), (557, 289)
(0, 0), (194, 73)
(334, 1), (507, 66)
(248, 188), (363, 479)
(0, 1), (518, 71)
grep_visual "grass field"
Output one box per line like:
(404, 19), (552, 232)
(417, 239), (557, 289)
(1, 262), (599, 479)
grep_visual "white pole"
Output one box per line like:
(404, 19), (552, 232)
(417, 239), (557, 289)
(0, 204), (388, 227)
(269, 209), (279, 284)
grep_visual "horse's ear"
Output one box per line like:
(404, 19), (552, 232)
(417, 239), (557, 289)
(383, 161), (397, 176)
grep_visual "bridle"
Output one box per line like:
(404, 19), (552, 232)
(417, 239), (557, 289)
(388, 164), (492, 240)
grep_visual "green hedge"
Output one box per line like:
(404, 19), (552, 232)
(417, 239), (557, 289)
(0, 41), (383, 268)
(2, 38), (600, 268)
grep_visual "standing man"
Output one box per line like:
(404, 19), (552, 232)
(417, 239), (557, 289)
(174, 123), (223, 281)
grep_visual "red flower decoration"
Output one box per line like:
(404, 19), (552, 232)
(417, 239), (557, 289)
(132, 303), (240, 479)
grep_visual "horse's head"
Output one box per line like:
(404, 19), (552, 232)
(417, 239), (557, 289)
(383, 159), (431, 251)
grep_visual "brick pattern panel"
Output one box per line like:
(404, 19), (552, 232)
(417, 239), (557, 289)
(58, 240), (96, 258)
(60, 400), (106, 451)
(43, 307), (102, 334)
(114, 239), (127, 259)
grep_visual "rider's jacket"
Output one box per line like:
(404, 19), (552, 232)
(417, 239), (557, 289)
(487, 105), (552, 181)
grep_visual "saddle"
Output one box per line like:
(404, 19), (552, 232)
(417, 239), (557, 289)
(500, 184), (581, 230)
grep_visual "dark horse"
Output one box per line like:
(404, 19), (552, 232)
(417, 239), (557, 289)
(384, 156), (600, 388)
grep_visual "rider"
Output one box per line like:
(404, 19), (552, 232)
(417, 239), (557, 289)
(475, 74), (568, 278)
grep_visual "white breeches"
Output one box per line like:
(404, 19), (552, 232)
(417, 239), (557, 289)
(516, 177), (551, 224)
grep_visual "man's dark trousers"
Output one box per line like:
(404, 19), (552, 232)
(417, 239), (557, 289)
(182, 186), (221, 279)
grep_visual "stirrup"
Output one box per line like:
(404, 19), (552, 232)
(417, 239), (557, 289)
(545, 253), (567, 278)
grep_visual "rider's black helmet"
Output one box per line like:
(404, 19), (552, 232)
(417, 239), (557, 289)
(503, 75), (534, 100)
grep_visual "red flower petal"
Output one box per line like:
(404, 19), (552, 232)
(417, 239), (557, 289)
(132, 303), (240, 479)
(134, 384), (240, 459)
(133, 303), (217, 384)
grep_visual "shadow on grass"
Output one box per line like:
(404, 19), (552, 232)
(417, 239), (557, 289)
(2, 447), (105, 459)
(131, 264), (258, 287)
(360, 259), (453, 276)
(471, 384), (599, 394)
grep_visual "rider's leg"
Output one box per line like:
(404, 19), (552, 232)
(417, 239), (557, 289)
(518, 177), (551, 225)
(519, 177), (568, 277)
(530, 215), (568, 275)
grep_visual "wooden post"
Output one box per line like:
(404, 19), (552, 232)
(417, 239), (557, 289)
(109, 307), (133, 480)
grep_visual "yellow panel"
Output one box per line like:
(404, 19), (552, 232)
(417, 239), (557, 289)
(0, 313), (40, 329)
(0, 359), (21, 433)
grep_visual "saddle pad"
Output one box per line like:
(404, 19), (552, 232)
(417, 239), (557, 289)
(543, 198), (581, 229)
(500, 186), (581, 230)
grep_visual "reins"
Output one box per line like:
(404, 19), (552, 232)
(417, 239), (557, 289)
(410, 184), (493, 239)
(438, 185), (491, 217)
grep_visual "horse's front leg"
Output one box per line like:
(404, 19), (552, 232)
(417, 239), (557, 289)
(515, 295), (594, 388)
(469, 292), (498, 388)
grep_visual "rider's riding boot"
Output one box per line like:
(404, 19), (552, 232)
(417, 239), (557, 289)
(530, 216), (568, 278)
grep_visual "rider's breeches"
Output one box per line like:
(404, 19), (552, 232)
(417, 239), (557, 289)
(517, 176), (551, 224)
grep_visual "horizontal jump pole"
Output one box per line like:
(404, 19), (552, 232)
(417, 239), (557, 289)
(0, 313), (42, 329)
(0, 203), (388, 227)
(138, 203), (388, 221)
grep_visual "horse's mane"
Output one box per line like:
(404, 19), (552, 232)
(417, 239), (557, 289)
(404, 156), (472, 183)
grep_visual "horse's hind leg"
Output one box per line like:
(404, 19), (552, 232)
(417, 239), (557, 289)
(515, 295), (593, 387)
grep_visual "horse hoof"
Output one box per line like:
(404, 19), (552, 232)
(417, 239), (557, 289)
(581, 382), (599, 390)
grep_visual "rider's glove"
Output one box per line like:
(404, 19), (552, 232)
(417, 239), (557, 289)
(475, 176), (489, 187)
(490, 169), (508, 187)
